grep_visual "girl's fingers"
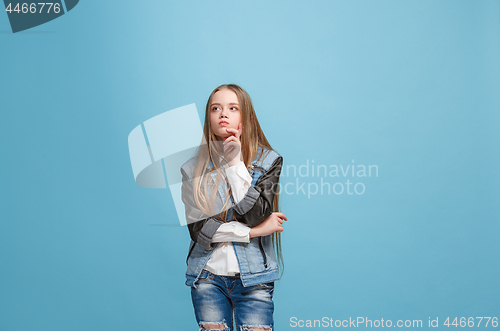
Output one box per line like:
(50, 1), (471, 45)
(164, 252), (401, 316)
(224, 142), (238, 151)
(225, 127), (237, 135)
(223, 136), (237, 145)
(274, 212), (288, 221)
(225, 143), (237, 152)
(226, 127), (242, 141)
(236, 123), (242, 139)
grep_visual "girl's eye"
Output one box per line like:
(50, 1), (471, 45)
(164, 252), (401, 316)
(211, 106), (238, 111)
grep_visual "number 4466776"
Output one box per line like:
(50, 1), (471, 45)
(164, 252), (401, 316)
(5, 3), (62, 14)
(444, 317), (498, 327)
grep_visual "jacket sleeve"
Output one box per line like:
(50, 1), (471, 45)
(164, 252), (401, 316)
(181, 168), (224, 251)
(233, 156), (283, 228)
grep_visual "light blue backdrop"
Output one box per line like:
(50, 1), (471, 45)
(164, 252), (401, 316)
(1, 1), (499, 330)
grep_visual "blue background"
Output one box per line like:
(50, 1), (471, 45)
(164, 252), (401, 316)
(1, 1), (499, 330)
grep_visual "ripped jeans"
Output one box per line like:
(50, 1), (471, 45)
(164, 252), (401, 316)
(191, 269), (274, 331)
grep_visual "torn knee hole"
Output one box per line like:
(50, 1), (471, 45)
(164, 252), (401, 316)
(200, 321), (229, 330)
(241, 326), (272, 331)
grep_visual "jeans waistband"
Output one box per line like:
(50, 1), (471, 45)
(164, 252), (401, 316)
(204, 268), (240, 278)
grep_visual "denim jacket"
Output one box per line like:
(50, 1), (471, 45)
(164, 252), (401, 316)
(180, 146), (283, 288)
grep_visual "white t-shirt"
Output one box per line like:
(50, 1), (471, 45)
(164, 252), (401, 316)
(203, 161), (253, 276)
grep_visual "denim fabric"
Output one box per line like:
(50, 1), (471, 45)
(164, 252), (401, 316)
(182, 146), (282, 288)
(191, 269), (274, 331)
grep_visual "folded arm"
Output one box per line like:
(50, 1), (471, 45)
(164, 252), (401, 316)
(181, 156), (282, 249)
(181, 161), (253, 249)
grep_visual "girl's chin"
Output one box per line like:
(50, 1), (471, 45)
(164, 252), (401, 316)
(215, 131), (231, 139)
(215, 133), (229, 140)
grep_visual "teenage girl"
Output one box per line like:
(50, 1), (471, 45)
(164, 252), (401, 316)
(180, 84), (287, 331)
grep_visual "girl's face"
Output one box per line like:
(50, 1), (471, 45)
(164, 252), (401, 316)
(209, 88), (241, 140)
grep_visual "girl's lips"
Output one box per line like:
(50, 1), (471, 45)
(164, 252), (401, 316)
(219, 122), (229, 125)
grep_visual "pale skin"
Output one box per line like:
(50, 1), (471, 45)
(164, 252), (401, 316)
(209, 88), (288, 239)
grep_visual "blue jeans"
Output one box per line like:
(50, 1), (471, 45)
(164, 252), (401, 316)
(191, 269), (275, 331)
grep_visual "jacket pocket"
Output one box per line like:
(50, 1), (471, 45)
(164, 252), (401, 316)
(256, 281), (275, 290)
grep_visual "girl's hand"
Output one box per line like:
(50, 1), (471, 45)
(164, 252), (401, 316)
(223, 122), (243, 167)
(249, 212), (288, 238)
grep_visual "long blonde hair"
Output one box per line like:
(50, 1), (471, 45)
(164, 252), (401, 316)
(192, 84), (284, 275)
